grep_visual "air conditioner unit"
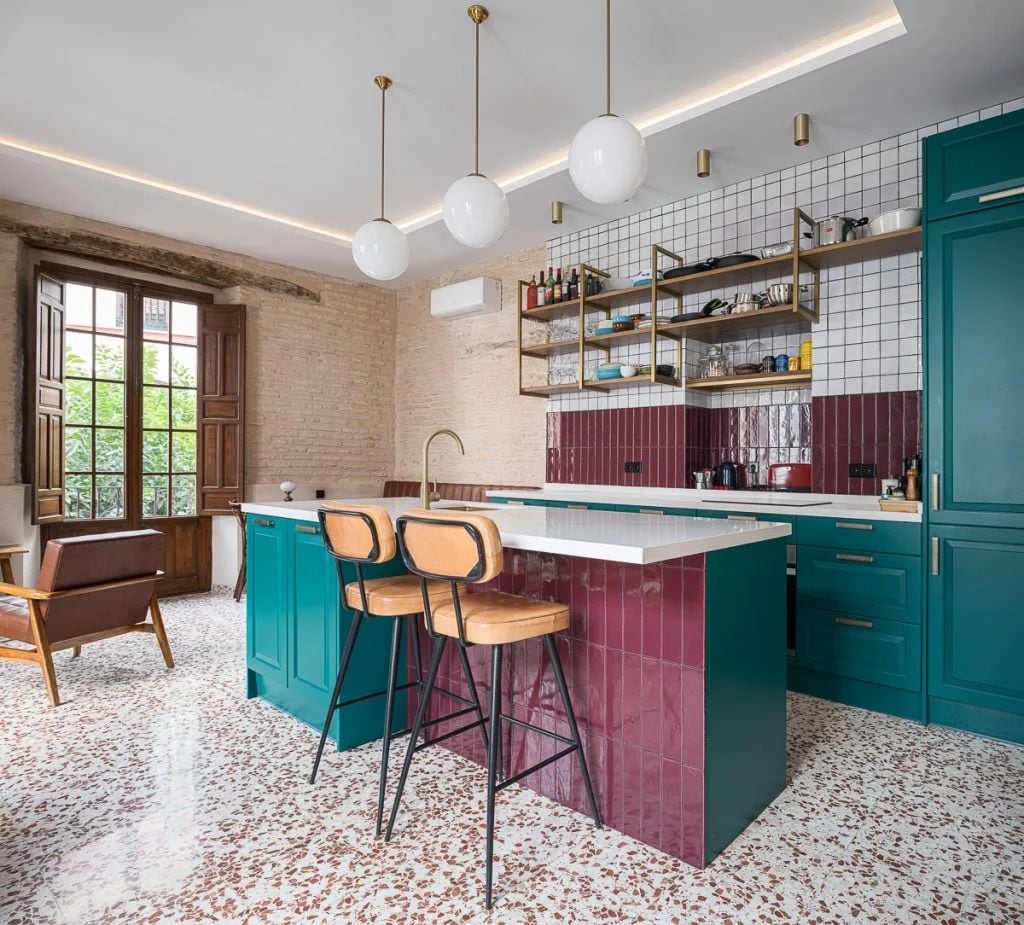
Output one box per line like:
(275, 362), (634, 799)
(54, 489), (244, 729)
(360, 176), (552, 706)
(430, 277), (502, 319)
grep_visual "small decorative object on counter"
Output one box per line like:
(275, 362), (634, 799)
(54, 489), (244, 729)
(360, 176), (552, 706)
(788, 357), (800, 371)
(280, 481), (296, 503)
(775, 353), (789, 372)
(800, 339), (813, 370)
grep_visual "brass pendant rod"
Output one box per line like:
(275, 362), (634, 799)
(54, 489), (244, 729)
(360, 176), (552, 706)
(374, 75), (392, 221)
(474, 18), (480, 175)
(605, 0), (611, 115)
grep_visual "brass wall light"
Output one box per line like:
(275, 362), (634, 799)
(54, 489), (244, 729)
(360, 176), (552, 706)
(551, 200), (564, 224)
(794, 113), (810, 146)
(696, 148), (711, 179)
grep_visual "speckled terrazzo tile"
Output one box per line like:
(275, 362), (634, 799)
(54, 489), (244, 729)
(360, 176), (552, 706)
(4, 591), (1024, 923)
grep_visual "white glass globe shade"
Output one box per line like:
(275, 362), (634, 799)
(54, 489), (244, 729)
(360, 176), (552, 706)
(568, 114), (648, 205)
(443, 173), (510, 248)
(352, 219), (409, 281)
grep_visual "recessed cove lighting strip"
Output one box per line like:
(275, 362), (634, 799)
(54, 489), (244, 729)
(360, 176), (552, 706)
(0, 136), (353, 246)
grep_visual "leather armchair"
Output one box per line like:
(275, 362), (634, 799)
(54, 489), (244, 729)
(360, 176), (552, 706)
(0, 530), (172, 706)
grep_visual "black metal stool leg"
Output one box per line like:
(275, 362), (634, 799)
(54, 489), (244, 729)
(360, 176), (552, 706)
(375, 616), (404, 836)
(544, 634), (602, 828)
(384, 634), (446, 841)
(485, 644), (503, 909)
(408, 615), (429, 745)
(310, 610), (364, 784)
(454, 642), (490, 758)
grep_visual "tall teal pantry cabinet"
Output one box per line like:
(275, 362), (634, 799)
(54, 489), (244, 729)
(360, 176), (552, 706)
(923, 109), (1024, 745)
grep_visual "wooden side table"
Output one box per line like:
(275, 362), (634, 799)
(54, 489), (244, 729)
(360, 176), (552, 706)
(0, 545), (29, 585)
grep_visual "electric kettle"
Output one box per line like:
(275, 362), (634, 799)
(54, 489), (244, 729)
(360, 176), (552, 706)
(712, 461), (738, 490)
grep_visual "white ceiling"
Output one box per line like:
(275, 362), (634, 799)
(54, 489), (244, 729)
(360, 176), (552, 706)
(0, 0), (1022, 286)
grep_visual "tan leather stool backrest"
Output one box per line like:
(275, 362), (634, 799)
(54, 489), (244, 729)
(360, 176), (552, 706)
(398, 510), (503, 584)
(319, 503), (396, 564)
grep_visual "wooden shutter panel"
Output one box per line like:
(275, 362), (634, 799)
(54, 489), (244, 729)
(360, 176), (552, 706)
(197, 304), (245, 514)
(26, 271), (66, 524)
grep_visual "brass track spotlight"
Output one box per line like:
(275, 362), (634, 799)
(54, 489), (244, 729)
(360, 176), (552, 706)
(794, 113), (810, 146)
(696, 148), (711, 179)
(551, 200), (564, 224)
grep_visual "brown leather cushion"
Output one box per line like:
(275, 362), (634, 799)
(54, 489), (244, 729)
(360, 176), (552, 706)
(0, 596), (32, 644)
(399, 510), (504, 583)
(344, 575), (459, 617)
(320, 503), (396, 564)
(37, 530), (164, 643)
(433, 591), (570, 645)
(383, 481), (538, 503)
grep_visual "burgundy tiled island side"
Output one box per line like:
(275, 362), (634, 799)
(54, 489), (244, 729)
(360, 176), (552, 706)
(411, 537), (788, 868)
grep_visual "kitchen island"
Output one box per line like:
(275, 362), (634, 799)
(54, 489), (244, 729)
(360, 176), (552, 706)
(241, 497), (790, 868)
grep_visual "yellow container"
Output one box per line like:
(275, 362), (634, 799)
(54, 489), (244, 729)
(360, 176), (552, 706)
(800, 339), (813, 370)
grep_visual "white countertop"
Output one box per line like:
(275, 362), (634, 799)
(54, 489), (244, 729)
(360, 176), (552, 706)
(484, 484), (922, 523)
(240, 497), (791, 565)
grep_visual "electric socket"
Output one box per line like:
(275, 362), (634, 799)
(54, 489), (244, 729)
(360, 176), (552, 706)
(315, 489), (326, 499)
(848, 463), (876, 478)
(624, 461), (642, 473)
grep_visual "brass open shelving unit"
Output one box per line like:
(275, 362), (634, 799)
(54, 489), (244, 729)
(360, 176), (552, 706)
(515, 209), (922, 397)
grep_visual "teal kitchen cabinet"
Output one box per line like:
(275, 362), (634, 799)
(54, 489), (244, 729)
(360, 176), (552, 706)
(924, 108), (1024, 221)
(246, 515), (404, 751)
(923, 200), (1024, 530)
(927, 526), (1024, 744)
(798, 517), (917, 556)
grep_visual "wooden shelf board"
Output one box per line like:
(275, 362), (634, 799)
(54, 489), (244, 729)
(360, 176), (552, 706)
(520, 301), (582, 322)
(661, 303), (817, 341)
(584, 325), (682, 349)
(583, 374), (681, 390)
(686, 370), (812, 391)
(519, 382), (584, 397)
(583, 283), (678, 311)
(799, 226), (921, 269)
(521, 339), (579, 358)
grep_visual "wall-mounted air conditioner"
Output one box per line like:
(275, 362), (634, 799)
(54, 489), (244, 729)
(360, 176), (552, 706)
(430, 277), (501, 319)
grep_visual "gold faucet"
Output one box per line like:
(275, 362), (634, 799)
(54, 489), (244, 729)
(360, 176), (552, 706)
(421, 429), (465, 509)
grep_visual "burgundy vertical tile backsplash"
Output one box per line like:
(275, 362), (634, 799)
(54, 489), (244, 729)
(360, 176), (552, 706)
(546, 391), (921, 495)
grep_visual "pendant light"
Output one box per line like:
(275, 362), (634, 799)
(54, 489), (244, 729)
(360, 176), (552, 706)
(568, 0), (647, 204)
(443, 5), (510, 249)
(352, 75), (410, 281)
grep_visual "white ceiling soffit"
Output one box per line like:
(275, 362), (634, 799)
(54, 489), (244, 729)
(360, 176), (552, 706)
(0, 0), (1022, 285)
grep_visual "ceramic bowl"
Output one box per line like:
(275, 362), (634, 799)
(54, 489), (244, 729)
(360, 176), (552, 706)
(620, 365), (637, 378)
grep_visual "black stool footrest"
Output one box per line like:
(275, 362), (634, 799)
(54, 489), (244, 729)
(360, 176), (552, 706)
(413, 713), (489, 751)
(499, 713), (575, 747)
(495, 745), (578, 793)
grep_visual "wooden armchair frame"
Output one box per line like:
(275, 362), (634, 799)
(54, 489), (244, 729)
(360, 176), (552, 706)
(0, 573), (173, 706)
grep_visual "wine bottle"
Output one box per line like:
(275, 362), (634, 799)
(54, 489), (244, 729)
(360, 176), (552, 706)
(546, 266), (555, 304)
(526, 274), (538, 309)
(554, 267), (563, 303)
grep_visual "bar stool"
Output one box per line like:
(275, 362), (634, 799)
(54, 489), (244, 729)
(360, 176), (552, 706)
(310, 503), (490, 837)
(385, 509), (601, 909)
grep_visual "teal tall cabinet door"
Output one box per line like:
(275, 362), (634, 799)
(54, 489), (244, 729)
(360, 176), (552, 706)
(928, 527), (1024, 743)
(289, 523), (339, 701)
(924, 111), (1024, 745)
(924, 201), (1024, 529)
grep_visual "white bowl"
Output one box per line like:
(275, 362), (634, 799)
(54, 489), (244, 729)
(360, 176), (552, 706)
(602, 276), (633, 292)
(619, 365), (637, 378)
(867, 208), (921, 236)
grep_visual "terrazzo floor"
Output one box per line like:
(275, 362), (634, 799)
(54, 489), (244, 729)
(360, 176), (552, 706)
(1, 590), (1021, 924)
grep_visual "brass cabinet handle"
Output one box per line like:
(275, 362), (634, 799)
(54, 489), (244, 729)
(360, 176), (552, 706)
(931, 473), (940, 512)
(567, 504), (589, 510)
(834, 616), (873, 629)
(931, 536), (940, 576)
(253, 518), (275, 528)
(836, 552), (874, 564)
(295, 524), (320, 535)
(638, 508), (665, 515)
(835, 521), (872, 531)
(979, 185), (1024, 203)
(505, 500), (526, 507)
(727, 514), (757, 522)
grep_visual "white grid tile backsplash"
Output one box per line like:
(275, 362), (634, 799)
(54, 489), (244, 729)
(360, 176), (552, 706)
(544, 96), (1024, 412)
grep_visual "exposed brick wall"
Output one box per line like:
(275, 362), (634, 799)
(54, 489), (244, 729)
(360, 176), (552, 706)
(0, 232), (25, 486)
(0, 199), (397, 495)
(393, 246), (547, 488)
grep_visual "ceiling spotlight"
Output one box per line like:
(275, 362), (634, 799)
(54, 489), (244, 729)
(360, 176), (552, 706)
(794, 113), (810, 146)
(697, 148), (711, 179)
(568, 0), (647, 204)
(352, 76), (410, 281)
(551, 200), (564, 224)
(443, 5), (510, 248)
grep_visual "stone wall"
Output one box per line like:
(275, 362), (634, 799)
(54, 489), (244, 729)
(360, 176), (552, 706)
(0, 232), (26, 486)
(392, 246), (547, 488)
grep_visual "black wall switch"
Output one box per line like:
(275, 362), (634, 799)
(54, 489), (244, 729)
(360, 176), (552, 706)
(315, 489), (326, 499)
(848, 463), (876, 478)
(625, 461), (642, 473)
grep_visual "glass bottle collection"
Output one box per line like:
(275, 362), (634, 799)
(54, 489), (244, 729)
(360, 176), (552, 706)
(526, 266), (582, 309)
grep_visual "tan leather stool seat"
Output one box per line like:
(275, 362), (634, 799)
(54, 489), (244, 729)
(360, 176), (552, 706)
(432, 591), (570, 645)
(344, 575), (458, 617)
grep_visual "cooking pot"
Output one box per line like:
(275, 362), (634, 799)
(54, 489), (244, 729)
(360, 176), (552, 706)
(867, 208), (921, 236)
(808, 215), (868, 246)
